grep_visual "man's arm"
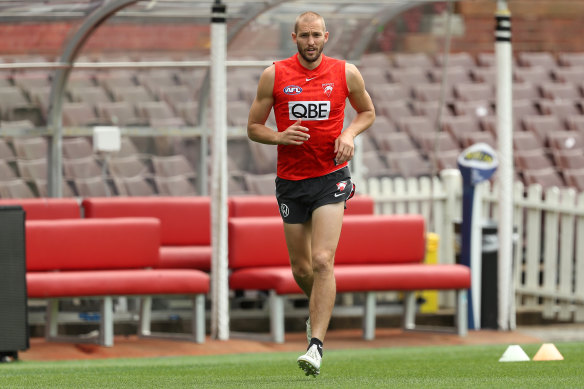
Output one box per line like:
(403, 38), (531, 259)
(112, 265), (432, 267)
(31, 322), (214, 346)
(334, 63), (376, 164)
(247, 65), (310, 145)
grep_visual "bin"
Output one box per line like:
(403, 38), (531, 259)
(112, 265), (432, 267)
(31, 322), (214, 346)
(454, 220), (501, 329)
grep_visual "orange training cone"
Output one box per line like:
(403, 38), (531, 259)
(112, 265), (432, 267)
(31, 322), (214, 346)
(533, 343), (564, 361)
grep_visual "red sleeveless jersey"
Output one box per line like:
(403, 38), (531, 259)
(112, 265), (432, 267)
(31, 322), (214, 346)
(273, 54), (349, 180)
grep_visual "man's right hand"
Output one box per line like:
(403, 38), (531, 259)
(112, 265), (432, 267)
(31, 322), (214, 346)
(278, 119), (310, 145)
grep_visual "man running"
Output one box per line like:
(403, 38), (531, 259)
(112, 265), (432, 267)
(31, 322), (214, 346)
(247, 11), (375, 377)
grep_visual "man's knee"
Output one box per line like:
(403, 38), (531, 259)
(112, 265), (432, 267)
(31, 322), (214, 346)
(311, 250), (335, 275)
(291, 259), (313, 279)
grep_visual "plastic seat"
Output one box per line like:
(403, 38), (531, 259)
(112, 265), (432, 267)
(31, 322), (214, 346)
(537, 100), (581, 122)
(362, 151), (393, 178)
(0, 160), (18, 180)
(154, 175), (197, 196)
(418, 132), (459, 154)
(428, 66), (472, 84)
(441, 115), (482, 146)
(396, 116), (435, 144)
(451, 100), (493, 118)
(62, 102), (102, 126)
(434, 52), (476, 68)
(0, 138), (17, 162)
(68, 86), (112, 105)
(62, 137), (95, 160)
(522, 115), (564, 143)
(175, 101), (200, 126)
(73, 176), (114, 197)
(539, 83), (581, 100)
(242, 172), (276, 195)
(411, 101), (453, 119)
(517, 52), (557, 69)
(114, 175), (157, 196)
(0, 86), (35, 121)
(454, 83), (494, 101)
(392, 53), (433, 68)
(513, 66), (552, 83)
(557, 52), (584, 67)
(514, 150), (555, 172)
(95, 71), (137, 92)
(136, 70), (179, 96)
(552, 149), (584, 170)
(513, 131), (545, 151)
(246, 140), (277, 174)
(108, 155), (151, 178)
(563, 169), (584, 191)
(0, 179), (36, 198)
(12, 137), (47, 160)
(360, 68), (390, 86)
(434, 149), (460, 170)
(97, 101), (147, 126)
(227, 101), (251, 127)
(512, 83), (540, 100)
(522, 168), (566, 190)
(369, 84), (409, 102)
(111, 86), (154, 103)
(136, 101), (185, 127)
(387, 68), (430, 87)
(16, 158), (48, 181)
(460, 131), (497, 149)
(376, 101), (413, 121)
(546, 131), (584, 152)
(151, 154), (196, 178)
(470, 67), (496, 84)
(412, 83), (453, 102)
(63, 156), (104, 180)
(552, 67), (584, 84)
(375, 132), (417, 153)
(158, 85), (195, 106)
(385, 151), (432, 177)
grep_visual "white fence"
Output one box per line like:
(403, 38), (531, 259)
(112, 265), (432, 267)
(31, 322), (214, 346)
(362, 170), (584, 323)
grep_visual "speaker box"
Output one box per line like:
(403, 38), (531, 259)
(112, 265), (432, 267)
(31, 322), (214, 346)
(0, 206), (29, 357)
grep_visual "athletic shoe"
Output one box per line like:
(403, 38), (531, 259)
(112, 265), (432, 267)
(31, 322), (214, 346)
(297, 344), (321, 377)
(306, 318), (312, 344)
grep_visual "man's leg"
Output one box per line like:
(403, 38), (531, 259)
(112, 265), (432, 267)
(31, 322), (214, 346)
(284, 221), (313, 298)
(307, 202), (344, 341)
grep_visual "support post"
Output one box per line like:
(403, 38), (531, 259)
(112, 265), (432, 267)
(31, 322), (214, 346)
(210, 0), (229, 341)
(495, 0), (515, 331)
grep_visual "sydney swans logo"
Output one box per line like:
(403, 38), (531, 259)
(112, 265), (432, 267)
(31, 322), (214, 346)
(322, 83), (334, 97)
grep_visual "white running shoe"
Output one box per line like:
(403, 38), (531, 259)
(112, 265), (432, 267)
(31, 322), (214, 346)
(306, 318), (312, 344)
(297, 344), (321, 377)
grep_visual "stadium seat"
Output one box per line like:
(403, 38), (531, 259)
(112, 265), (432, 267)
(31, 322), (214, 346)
(539, 83), (581, 100)
(73, 176), (114, 197)
(0, 178), (36, 198)
(247, 140), (277, 174)
(242, 172), (277, 195)
(369, 83), (410, 102)
(514, 150), (555, 172)
(396, 116), (435, 144)
(441, 115), (482, 146)
(151, 154), (196, 179)
(375, 131), (418, 153)
(522, 168), (566, 190)
(546, 131), (584, 152)
(392, 53), (433, 68)
(434, 52), (476, 68)
(375, 100), (414, 121)
(517, 51), (558, 69)
(113, 175), (157, 196)
(62, 102), (103, 126)
(411, 100), (453, 118)
(428, 66), (473, 84)
(97, 101), (147, 126)
(62, 137), (95, 160)
(361, 151), (393, 178)
(552, 149), (584, 170)
(111, 85), (154, 103)
(387, 68), (430, 87)
(451, 100), (493, 118)
(62, 156), (104, 180)
(385, 150), (432, 177)
(513, 66), (552, 84)
(513, 131), (545, 151)
(155, 175), (198, 196)
(563, 169), (584, 191)
(108, 155), (151, 178)
(521, 115), (564, 142)
(537, 100), (581, 122)
(557, 52), (584, 67)
(12, 137), (47, 160)
(0, 159), (18, 180)
(454, 83), (494, 101)
(412, 83), (454, 102)
(136, 101), (185, 127)
(0, 138), (17, 163)
(418, 132), (459, 154)
(470, 67), (496, 84)
(68, 86), (112, 105)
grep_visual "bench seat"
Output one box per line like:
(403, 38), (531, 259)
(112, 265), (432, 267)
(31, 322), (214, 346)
(228, 214), (470, 343)
(28, 269), (209, 298)
(230, 264), (470, 295)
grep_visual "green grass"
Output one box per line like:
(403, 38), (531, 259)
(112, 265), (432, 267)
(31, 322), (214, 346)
(1, 343), (582, 388)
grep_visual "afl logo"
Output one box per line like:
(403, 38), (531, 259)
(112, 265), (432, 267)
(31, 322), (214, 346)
(283, 85), (302, 95)
(280, 203), (290, 218)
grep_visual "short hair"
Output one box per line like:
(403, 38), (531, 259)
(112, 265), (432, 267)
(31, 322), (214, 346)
(294, 11), (326, 34)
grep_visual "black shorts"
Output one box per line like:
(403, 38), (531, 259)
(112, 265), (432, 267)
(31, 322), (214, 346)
(275, 167), (354, 224)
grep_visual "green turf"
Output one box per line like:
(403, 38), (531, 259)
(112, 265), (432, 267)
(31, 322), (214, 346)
(1, 342), (582, 388)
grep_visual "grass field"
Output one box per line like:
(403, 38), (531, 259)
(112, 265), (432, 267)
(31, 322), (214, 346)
(2, 342), (582, 388)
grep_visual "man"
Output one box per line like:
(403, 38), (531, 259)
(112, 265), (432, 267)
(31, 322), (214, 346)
(247, 11), (375, 377)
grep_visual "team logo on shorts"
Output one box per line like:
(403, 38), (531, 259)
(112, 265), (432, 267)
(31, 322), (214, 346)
(280, 203), (290, 218)
(336, 181), (347, 191)
(322, 83), (334, 97)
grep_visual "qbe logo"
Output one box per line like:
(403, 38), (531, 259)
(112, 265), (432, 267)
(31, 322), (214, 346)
(288, 101), (330, 121)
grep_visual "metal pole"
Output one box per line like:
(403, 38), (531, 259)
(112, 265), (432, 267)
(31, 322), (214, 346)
(495, 0), (514, 331)
(210, 0), (229, 341)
